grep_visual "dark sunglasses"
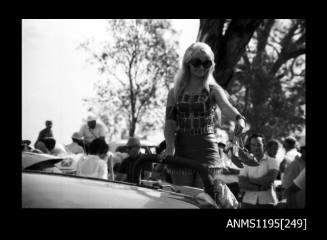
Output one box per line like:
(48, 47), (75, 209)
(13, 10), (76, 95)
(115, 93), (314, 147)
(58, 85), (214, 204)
(189, 58), (212, 69)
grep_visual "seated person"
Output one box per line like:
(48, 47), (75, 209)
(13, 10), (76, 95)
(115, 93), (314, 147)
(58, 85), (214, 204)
(115, 137), (152, 183)
(76, 138), (113, 180)
(65, 132), (85, 154)
(22, 140), (44, 154)
(34, 137), (56, 154)
(36, 120), (54, 143)
(78, 114), (106, 154)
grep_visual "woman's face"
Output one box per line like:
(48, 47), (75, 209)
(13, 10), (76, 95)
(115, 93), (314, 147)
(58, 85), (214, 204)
(188, 50), (213, 78)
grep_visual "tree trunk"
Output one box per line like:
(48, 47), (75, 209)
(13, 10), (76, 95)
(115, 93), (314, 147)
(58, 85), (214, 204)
(129, 118), (136, 137)
(197, 19), (263, 90)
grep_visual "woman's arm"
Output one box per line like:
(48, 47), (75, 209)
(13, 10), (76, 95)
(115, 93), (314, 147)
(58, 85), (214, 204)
(211, 85), (245, 135)
(211, 85), (243, 121)
(164, 89), (177, 156)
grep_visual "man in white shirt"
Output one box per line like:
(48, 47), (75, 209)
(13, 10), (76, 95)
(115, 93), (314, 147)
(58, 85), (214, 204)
(239, 133), (279, 208)
(279, 136), (301, 179)
(79, 114), (107, 153)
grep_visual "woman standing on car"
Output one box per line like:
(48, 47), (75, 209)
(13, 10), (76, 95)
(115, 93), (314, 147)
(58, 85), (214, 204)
(161, 42), (246, 188)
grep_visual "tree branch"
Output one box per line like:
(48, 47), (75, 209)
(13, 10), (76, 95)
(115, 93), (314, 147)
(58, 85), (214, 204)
(215, 19), (263, 88)
(270, 47), (305, 75)
(135, 72), (160, 120)
(256, 19), (275, 55)
(197, 19), (225, 42)
(242, 53), (251, 71)
(267, 42), (280, 56)
(128, 50), (137, 122)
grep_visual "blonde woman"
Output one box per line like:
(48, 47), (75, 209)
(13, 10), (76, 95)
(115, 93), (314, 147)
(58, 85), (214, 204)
(161, 42), (246, 188)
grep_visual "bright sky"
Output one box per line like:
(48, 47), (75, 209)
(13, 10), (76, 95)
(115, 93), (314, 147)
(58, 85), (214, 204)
(22, 19), (199, 145)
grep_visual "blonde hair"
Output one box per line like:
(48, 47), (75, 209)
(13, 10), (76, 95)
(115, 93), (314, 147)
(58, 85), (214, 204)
(173, 42), (219, 100)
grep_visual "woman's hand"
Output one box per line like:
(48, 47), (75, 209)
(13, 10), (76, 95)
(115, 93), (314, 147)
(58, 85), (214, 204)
(234, 118), (245, 137)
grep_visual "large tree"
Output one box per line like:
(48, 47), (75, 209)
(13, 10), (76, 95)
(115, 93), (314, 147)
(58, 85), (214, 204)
(240, 19), (305, 139)
(80, 19), (179, 140)
(197, 19), (263, 90)
(198, 19), (305, 139)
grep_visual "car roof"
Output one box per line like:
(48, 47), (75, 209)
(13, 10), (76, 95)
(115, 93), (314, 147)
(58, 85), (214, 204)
(22, 171), (200, 209)
(22, 152), (63, 169)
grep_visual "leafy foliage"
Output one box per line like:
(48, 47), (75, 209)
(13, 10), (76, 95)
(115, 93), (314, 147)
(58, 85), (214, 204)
(80, 19), (180, 140)
(229, 19), (305, 139)
(198, 19), (305, 140)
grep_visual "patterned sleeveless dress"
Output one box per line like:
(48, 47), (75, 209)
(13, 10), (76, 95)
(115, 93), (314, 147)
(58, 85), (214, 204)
(167, 85), (224, 176)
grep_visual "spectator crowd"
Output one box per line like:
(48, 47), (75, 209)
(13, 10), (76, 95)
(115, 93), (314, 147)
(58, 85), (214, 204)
(22, 114), (305, 209)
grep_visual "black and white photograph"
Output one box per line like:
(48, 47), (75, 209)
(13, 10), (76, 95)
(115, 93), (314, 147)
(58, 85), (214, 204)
(21, 19), (306, 222)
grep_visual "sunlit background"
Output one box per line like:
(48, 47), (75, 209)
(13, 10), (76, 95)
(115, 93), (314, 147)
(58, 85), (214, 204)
(22, 19), (199, 145)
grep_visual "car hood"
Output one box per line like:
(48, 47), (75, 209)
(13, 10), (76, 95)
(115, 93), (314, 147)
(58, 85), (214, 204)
(22, 172), (200, 209)
(22, 152), (63, 169)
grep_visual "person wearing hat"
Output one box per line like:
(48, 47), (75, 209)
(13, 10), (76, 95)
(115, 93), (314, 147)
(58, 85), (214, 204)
(78, 113), (107, 153)
(115, 137), (153, 183)
(65, 132), (85, 154)
(279, 136), (301, 180)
